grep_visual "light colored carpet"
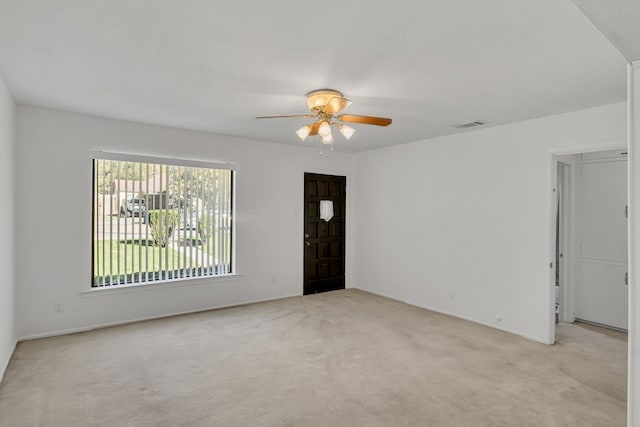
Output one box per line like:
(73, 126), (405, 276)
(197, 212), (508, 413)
(0, 289), (627, 426)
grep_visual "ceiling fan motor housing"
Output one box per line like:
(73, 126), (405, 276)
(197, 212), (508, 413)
(306, 89), (344, 112)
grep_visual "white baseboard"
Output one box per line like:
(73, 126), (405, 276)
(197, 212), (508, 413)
(355, 287), (550, 345)
(0, 340), (16, 385)
(18, 293), (302, 341)
(18, 288), (550, 345)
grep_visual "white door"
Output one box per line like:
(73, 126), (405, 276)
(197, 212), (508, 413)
(575, 154), (628, 330)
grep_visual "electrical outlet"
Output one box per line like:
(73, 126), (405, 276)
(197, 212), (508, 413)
(53, 302), (63, 313)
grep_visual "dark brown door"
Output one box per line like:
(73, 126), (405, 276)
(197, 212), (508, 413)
(304, 173), (346, 295)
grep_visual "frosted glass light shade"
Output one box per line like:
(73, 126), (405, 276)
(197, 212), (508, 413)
(320, 200), (334, 222)
(322, 133), (333, 145)
(306, 89), (343, 111)
(339, 124), (355, 140)
(296, 125), (311, 141)
(318, 121), (331, 137)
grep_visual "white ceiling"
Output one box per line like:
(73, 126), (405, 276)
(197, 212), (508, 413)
(572, 0), (640, 62)
(0, 0), (628, 152)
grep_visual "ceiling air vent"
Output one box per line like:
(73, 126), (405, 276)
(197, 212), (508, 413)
(453, 121), (487, 129)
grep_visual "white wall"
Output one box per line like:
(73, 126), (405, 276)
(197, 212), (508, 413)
(0, 77), (15, 380)
(353, 102), (626, 343)
(628, 60), (640, 427)
(15, 106), (353, 339)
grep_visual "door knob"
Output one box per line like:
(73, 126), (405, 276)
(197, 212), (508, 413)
(306, 242), (311, 247)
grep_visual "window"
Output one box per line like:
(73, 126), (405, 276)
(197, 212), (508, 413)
(92, 153), (234, 288)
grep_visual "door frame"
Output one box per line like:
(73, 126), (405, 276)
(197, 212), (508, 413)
(299, 168), (352, 295)
(556, 160), (572, 323)
(546, 142), (627, 344)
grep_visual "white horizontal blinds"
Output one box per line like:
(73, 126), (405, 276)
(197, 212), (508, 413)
(91, 156), (234, 287)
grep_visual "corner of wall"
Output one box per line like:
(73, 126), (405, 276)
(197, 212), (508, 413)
(0, 75), (16, 383)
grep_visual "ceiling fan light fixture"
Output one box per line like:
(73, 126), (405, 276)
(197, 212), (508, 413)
(338, 124), (355, 140)
(296, 125), (311, 141)
(318, 121), (332, 137)
(256, 88), (391, 150)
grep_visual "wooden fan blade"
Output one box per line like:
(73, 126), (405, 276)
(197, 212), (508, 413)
(255, 114), (315, 119)
(308, 122), (320, 136)
(323, 97), (352, 114)
(338, 114), (392, 126)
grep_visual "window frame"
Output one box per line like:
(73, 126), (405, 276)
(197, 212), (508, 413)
(90, 151), (237, 290)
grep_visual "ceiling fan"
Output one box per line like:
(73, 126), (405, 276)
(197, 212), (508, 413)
(256, 89), (392, 146)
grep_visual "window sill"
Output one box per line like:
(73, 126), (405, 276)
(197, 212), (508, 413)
(80, 273), (243, 298)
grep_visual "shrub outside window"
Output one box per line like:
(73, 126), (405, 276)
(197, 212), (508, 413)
(92, 153), (234, 287)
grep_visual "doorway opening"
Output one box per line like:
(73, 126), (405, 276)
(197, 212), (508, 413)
(552, 148), (628, 338)
(555, 161), (568, 325)
(550, 147), (629, 413)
